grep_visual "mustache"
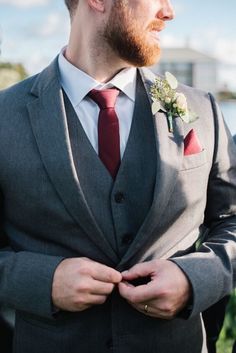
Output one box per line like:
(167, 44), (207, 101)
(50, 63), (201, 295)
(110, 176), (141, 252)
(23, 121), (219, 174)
(147, 20), (165, 31)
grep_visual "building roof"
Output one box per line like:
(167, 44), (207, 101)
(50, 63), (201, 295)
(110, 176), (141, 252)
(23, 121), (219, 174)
(159, 47), (217, 63)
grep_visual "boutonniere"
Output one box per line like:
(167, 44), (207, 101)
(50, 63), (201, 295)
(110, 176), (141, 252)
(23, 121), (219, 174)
(150, 72), (198, 132)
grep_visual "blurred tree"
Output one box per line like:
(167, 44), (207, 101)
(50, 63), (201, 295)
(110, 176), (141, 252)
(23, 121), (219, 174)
(222, 290), (236, 339)
(217, 290), (236, 353)
(0, 27), (28, 88)
(0, 62), (28, 89)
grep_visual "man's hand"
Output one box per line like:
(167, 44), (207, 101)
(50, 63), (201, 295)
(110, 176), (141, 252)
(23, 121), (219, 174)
(52, 257), (122, 312)
(118, 259), (191, 319)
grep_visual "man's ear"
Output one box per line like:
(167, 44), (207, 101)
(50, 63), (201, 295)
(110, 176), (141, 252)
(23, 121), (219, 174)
(87, 0), (106, 13)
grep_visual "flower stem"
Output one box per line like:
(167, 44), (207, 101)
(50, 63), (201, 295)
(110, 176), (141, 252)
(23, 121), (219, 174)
(167, 112), (173, 133)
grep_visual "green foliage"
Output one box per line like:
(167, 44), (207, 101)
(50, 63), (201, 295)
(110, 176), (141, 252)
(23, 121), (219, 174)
(220, 290), (236, 340)
(0, 62), (27, 77)
(216, 290), (236, 353)
(217, 338), (234, 353)
(0, 62), (28, 89)
(218, 91), (236, 101)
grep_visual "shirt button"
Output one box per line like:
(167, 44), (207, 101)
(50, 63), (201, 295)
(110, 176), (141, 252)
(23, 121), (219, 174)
(122, 233), (134, 245)
(114, 192), (125, 203)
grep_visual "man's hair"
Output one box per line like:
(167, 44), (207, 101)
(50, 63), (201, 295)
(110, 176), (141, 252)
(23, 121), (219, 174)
(64, 0), (79, 17)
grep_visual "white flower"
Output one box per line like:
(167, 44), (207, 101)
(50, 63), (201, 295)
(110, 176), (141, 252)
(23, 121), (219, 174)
(165, 72), (178, 90)
(175, 93), (188, 112)
(165, 97), (171, 104)
(150, 72), (198, 132)
(151, 100), (161, 115)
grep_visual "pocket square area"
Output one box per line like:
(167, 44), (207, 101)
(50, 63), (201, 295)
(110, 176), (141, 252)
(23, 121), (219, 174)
(184, 129), (203, 156)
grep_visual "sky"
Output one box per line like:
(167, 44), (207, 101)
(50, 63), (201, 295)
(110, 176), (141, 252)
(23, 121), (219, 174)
(0, 0), (236, 89)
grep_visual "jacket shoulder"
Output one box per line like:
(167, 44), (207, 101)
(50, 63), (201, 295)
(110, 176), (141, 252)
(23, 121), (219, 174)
(139, 67), (216, 120)
(0, 74), (38, 105)
(140, 67), (212, 102)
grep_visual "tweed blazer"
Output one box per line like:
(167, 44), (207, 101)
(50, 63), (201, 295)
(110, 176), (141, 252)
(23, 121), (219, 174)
(0, 58), (236, 353)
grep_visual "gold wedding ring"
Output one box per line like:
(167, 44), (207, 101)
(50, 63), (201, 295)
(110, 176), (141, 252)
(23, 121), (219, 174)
(144, 304), (148, 313)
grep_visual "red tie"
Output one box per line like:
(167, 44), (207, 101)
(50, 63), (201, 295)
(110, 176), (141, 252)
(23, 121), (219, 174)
(88, 88), (121, 179)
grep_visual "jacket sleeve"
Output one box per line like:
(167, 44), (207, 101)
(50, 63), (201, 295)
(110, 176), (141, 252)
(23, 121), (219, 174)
(171, 93), (236, 318)
(0, 87), (65, 320)
(0, 235), (64, 319)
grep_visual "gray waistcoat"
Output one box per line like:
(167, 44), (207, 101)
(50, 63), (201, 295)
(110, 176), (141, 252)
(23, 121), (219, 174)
(65, 73), (157, 259)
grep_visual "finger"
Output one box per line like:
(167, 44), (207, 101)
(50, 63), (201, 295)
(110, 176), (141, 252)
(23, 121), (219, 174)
(81, 260), (122, 283)
(90, 280), (115, 295)
(118, 281), (157, 303)
(93, 266), (122, 283)
(121, 261), (155, 281)
(88, 294), (108, 306)
(127, 301), (156, 317)
(75, 294), (108, 309)
(128, 301), (173, 320)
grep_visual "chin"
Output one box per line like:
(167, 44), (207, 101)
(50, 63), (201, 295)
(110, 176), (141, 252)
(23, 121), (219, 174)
(146, 54), (161, 67)
(138, 51), (162, 67)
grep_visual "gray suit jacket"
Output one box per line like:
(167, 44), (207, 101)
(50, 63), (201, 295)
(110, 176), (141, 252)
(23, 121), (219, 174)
(0, 58), (236, 353)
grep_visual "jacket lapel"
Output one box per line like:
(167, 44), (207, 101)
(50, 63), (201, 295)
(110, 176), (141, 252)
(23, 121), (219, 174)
(27, 58), (119, 263)
(118, 68), (184, 267)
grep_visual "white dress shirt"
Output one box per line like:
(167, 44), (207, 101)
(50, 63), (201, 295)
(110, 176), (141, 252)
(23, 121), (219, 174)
(58, 50), (137, 158)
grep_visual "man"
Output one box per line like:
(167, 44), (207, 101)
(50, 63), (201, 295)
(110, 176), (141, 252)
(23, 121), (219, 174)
(0, 0), (235, 352)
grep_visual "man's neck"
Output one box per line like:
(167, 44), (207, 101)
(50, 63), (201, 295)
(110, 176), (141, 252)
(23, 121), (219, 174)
(65, 39), (132, 83)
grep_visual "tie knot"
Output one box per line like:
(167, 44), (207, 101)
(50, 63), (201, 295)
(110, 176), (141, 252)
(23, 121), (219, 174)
(88, 88), (119, 109)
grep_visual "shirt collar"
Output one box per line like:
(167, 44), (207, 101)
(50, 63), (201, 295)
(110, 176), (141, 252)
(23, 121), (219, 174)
(58, 48), (137, 108)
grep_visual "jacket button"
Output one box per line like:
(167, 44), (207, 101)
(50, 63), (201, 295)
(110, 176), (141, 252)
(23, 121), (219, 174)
(122, 233), (134, 245)
(114, 192), (125, 203)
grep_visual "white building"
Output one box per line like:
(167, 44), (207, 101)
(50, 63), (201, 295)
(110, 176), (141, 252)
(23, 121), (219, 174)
(151, 47), (218, 94)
